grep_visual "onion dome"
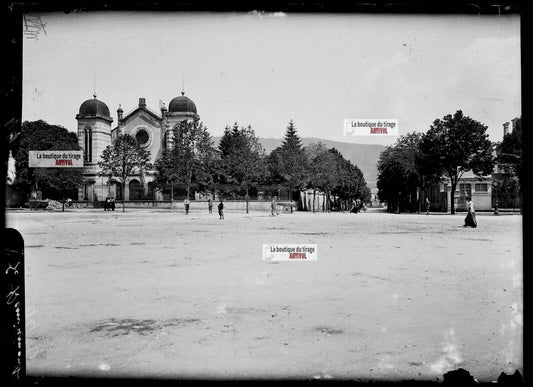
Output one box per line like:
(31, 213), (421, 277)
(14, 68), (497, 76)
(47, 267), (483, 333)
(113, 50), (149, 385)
(168, 91), (197, 114)
(77, 94), (112, 120)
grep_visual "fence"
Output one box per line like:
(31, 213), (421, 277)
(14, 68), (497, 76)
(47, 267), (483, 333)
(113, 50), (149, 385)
(492, 192), (521, 211)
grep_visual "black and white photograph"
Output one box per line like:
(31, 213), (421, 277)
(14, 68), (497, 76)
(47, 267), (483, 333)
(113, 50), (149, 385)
(4, 1), (523, 383)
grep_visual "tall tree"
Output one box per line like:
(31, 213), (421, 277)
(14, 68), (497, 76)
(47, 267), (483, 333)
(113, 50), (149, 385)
(377, 146), (408, 212)
(218, 123), (241, 157)
(305, 143), (369, 212)
(419, 110), (494, 214)
(496, 117), (522, 188)
(153, 152), (180, 201)
(98, 134), (152, 212)
(219, 124), (268, 213)
(305, 142), (336, 212)
(11, 120), (84, 202)
(154, 119), (216, 201)
(268, 120), (309, 210)
(394, 132), (442, 213)
(329, 148), (370, 211)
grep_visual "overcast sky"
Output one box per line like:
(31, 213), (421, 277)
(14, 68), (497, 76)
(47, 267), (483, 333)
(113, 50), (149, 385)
(22, 11), (521, 146)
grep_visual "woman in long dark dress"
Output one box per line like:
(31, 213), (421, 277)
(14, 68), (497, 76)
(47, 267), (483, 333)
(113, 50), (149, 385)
(464, 196), (477, 228)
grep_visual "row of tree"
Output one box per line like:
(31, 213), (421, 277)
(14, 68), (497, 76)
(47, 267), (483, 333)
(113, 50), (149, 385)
(377, 110), (522, 214)
(148, 119), (370, 213)
(9, 119), (371, 213)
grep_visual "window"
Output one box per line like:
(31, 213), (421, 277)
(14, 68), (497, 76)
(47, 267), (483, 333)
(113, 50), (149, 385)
(84, 127), (92, 162)
(135, 128), (150, 147)
(459, 183), (472, 196)
(475, 183), (488, 192)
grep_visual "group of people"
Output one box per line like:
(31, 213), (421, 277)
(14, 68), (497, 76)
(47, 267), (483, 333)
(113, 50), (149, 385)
(181, 195), (477, 227)
(183, 196), (282, 219)
(350, 199), (366, 214)
(103, 197), (115, 211)
(185, 197), (224, 219)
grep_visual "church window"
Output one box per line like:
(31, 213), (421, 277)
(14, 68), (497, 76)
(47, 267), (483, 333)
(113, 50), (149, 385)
(135, 128), (150, 147)
(84, 127), (92, 162)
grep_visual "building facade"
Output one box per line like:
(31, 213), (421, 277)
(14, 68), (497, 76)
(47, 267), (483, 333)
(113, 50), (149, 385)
(425, 171), (493, 212)
(76, 92), (199, 202)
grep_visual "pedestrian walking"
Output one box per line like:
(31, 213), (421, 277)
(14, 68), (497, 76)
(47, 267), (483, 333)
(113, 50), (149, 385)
(355, 198), (362, 213)
(464, 196), (477, 228)
(208, 198), (213, 214)
(425, 197), (430, 215)
(350, 199), (357, 214)
(184, 197), (190, 215)
(218, 199), (224, 220)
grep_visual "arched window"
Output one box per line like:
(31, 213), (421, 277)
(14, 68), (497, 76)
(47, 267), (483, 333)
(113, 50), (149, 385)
(116, 183), (123, 201)
(147, 182), (155, 200)
(84, 126), (92, 162)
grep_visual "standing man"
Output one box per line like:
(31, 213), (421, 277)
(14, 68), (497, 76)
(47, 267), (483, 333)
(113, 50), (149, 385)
(218, 198), (224, 220)
(184, 197), (190, 215)
(425, 197), (430, 215)
(208, 198), (213, 214)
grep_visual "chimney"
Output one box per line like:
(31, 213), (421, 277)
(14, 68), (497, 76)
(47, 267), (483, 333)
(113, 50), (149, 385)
(503, 122), (510, 137)
(139, 98), (146, 107)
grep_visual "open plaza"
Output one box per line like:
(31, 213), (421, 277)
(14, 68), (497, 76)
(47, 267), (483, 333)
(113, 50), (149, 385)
(6, 207), (522, 381)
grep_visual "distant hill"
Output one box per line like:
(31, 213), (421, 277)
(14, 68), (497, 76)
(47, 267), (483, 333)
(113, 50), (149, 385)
(212, 136), (386, 189)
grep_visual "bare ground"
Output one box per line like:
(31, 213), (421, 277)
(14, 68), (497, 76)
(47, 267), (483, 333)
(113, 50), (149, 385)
(6, 208), (522, 381)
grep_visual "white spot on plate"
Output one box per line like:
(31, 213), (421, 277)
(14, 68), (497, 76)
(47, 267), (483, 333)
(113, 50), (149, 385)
(98, 363), (110, 371)
(429, 328), (462, 374)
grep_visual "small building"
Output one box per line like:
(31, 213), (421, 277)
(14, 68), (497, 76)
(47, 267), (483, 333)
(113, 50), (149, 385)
(450, 171), (492, 212)
(425, 171), (493, 212)
(369, 187), (381, 207)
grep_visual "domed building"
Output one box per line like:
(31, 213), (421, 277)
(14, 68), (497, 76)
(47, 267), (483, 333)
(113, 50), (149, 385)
(76, 91), (199, 203)
(168, 92), (198, 116)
